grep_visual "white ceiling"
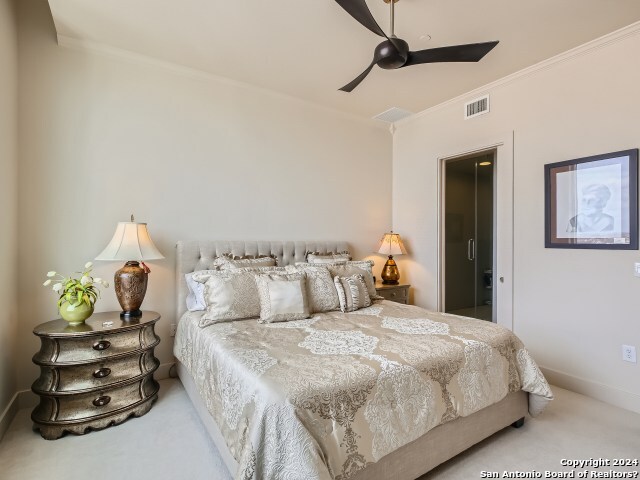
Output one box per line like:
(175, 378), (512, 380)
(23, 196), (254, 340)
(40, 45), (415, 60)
(47, 0), (640, 119)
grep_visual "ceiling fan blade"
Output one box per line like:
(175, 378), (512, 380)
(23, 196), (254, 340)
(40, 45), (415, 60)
(339, 62), (376, 92)
(334, 0), (386, 38)
(403, 41), (499, 67)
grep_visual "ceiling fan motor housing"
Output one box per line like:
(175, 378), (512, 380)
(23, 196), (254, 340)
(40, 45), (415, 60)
(376, 37), (409, 69)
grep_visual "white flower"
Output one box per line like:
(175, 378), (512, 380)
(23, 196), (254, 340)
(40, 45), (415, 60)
(81, 276), (91, 286)
(94, 277), (102, 283)
(43, 279), (52, 286)
(47, 271), (56, 277)
(52, 283), (63, 292)
(84, 262), (93, 269)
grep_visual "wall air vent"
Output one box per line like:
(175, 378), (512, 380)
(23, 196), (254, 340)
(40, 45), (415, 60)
(373, 107), (414, 123)
(464, 95), (490, 119)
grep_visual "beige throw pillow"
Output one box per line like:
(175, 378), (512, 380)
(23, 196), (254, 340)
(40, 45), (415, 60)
(334, 274), (372, 313)
(285, 264), (340, 313)
(192, 268), (285, 326)
(214, 255), (277, 270)
(323, 260), (382, 300)
(307, 252), (351, 264)
(255, 272), (310, 323)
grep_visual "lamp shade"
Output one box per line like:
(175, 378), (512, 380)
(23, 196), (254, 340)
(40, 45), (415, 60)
(377, 232), (407, 256)
(95, 222), (164, 261)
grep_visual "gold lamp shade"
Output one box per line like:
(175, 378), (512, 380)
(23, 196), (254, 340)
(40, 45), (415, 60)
(377, 232), (407, 285)
(96, 217), (164, 318)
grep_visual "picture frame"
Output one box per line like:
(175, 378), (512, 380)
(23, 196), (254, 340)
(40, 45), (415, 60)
(544, 149), (638, 249)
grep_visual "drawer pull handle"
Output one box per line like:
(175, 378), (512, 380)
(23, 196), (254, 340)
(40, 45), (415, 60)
(93, 368), (111, 379)
(391, 292), (397, 297)
(93, 340), (111, 351)
(93, 395), (111, 407)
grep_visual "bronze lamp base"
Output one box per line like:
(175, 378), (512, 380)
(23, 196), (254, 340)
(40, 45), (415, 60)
(114, 261), (148, 318)
(381, 255), (400, 285)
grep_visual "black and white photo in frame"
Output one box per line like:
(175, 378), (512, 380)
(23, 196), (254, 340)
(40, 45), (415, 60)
(545, 149), (638, 249)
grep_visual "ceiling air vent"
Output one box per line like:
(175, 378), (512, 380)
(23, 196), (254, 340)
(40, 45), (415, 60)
(373, 107), (413, 123)
(464, 95), (490, 120)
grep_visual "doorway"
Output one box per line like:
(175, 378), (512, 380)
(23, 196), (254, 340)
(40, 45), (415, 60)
(442, 151), (496, 322)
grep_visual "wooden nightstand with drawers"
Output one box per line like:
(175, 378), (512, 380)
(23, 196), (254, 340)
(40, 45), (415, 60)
(375, 283), (410, 304)
(31, 311), (160, 440)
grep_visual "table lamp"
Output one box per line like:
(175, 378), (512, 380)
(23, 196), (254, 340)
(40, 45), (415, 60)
(377, 231), (407, 285)
(96, 215), (164, 318)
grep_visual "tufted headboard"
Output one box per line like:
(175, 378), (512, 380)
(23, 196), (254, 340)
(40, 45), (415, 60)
(175, 240), (350, 320)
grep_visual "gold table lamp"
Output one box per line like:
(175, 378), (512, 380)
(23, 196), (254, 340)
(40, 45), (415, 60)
(96, 216), (164, 318)
(377, 232), (407, 285)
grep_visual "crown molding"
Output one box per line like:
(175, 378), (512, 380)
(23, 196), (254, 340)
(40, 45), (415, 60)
(56, 35), (383, 128)
(396, 21), (640, 128)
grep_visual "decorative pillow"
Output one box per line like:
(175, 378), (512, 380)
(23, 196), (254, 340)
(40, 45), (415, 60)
(306, 252), (351, 264)
(285, 264), (340, 313)
(334, 274), (372, 313)
(255, 272), (310, 323)
(321, 260), (382, 300)
(185, 270), (218, 311)
(214, 255), (277, 270)
(192, 270), (265, 326)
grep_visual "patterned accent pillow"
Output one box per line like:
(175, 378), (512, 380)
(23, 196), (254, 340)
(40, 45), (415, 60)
(321, 260), (383, 300)
(214, 255), (277, 270)
(334, 274), (372, 313)
(185, 270), (218, 311)
(306, 252), (351, 264)
(192, 270), (267, 326)
(285, 264), (340, 313)
(255, 272), (310, 323)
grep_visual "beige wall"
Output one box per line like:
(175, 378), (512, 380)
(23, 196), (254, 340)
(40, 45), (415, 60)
(15, 0), (391, 392)
(0, 0), (18, 423)
(393, 28), (640, 412)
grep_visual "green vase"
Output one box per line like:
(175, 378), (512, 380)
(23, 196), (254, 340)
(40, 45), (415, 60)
(59, 301), (94, 326)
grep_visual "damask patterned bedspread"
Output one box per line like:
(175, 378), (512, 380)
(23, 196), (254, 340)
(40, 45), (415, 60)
(174, 300), (553, 480)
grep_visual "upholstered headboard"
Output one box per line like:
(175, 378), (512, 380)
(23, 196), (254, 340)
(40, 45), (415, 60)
(175, 240), (350, 320)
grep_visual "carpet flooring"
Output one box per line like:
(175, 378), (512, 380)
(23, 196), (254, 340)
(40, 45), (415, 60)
(0, 379), (638, 480)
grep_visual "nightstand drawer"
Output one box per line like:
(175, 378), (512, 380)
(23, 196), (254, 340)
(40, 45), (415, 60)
(375, 283), (410, 304)
(33, 324), (159, 365)
(377, 288), (408, 302)
(32, 351), (159, 394)
(32, 375), (159, 424)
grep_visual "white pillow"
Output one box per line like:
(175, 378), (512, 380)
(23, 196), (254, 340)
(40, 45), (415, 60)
(185, 270), (218, 311)
(255, 272), (310, 323)
(285, 264), (340, 313)
(334, 274), (372, 313)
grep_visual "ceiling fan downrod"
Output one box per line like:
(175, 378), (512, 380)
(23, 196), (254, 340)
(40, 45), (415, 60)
(384, 0), (399, 37)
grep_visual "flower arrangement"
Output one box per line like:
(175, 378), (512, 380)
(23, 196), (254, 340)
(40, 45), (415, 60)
(43, 262), (109, 313)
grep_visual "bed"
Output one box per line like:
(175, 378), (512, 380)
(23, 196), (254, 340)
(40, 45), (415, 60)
(173, 240), (552, 480)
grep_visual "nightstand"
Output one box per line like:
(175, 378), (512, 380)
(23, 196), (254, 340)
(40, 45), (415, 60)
(31, 311), (161, 440)
(375, 283), (410, 304)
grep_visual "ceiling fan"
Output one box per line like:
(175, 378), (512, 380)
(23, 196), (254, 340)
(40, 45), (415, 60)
(335, 0), (499, 92)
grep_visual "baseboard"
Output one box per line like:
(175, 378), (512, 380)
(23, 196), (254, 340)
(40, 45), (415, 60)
(157, 362), (175, 380)
(540, 366), (640, 414)
(0, 392), (19, 442)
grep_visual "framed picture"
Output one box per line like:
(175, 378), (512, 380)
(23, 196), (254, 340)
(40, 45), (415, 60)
(545, 149), (638, 249)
